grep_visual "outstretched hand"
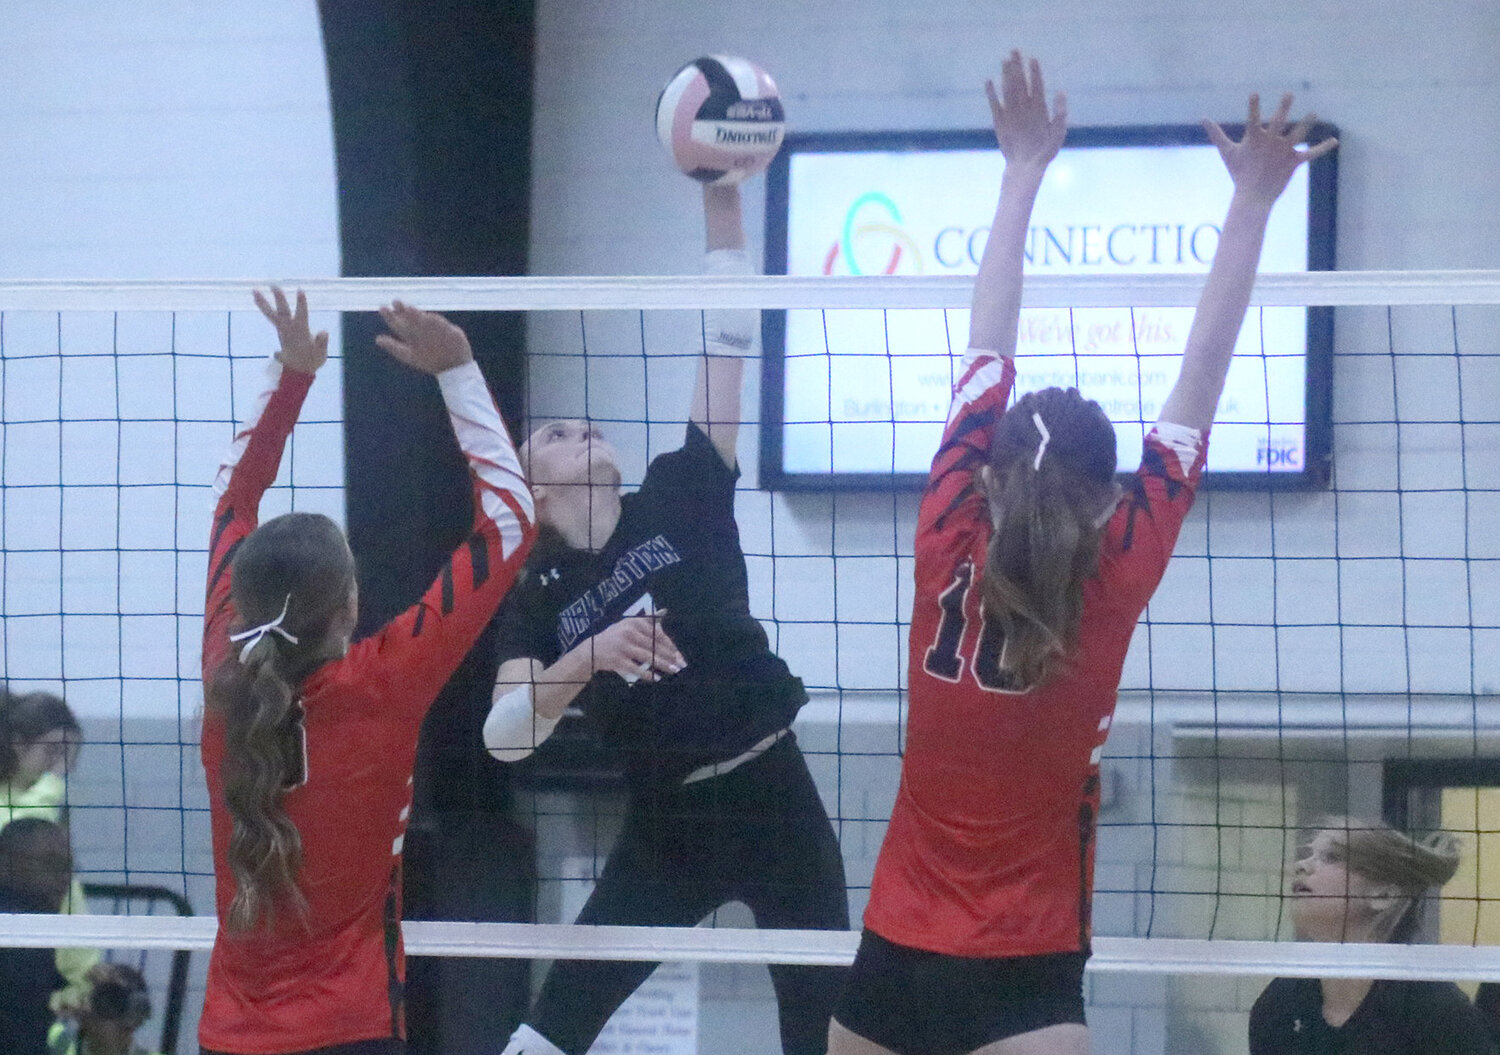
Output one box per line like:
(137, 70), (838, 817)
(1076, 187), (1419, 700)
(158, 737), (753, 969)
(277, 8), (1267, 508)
(254, 286), (329, 375)
(986, 50), (1067, 174)
(375, 300), (474, 374)
(1204, 93), (1338, 206)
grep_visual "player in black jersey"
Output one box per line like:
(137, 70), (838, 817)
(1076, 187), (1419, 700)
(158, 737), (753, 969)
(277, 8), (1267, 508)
(487, 182), (849, 1055)
(1249, 818), (1494, 1055)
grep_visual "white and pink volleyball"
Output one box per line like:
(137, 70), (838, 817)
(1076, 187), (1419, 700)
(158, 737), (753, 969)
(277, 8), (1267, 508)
(655, 56), (785, 184)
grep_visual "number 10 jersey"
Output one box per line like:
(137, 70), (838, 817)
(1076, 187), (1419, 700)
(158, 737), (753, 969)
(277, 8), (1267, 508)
(863, 348), (1206, 959)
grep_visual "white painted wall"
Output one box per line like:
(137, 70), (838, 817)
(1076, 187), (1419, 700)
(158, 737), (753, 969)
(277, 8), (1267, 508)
(0, 1), (343, 711)
(0, 4), (340, 1049)
(0, 2), (338, 279)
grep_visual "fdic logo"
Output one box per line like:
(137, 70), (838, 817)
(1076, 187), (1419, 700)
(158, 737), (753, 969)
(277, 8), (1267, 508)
(1256, 436), (1303, 469)
(822, 192), (924, 276)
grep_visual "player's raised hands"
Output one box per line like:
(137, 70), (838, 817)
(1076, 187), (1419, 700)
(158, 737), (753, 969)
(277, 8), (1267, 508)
(986, 50), (1067, 174)
(375, 300), (474, 374)
(254, 286), (329, 375)
(1204, 93), (1338, 207)
(588, 613), (686, 683)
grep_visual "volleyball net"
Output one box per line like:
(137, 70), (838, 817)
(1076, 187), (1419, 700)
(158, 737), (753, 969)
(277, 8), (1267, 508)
(5, 271), (1500, 1029)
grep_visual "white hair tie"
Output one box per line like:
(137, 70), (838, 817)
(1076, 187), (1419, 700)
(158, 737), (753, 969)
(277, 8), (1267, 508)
(1031, 411), (1051, 471)
(228, 593), (299, 663)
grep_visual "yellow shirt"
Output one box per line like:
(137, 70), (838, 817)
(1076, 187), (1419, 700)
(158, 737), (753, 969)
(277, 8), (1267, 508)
(2, 770), (67, 824)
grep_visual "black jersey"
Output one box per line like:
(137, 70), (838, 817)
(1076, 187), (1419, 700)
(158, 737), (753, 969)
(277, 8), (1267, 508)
(495, 424), (805, 787)
(1250, 976), (1497, 1055)
(0, 889), (66, 1055)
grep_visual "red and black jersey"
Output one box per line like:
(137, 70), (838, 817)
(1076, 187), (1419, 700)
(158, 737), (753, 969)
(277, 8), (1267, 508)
(198, 358), (533, 1054)
(863, 348), (1206, 959)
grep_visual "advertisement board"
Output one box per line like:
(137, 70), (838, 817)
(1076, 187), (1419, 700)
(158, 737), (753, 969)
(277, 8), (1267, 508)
(761, 126), (1337, 489)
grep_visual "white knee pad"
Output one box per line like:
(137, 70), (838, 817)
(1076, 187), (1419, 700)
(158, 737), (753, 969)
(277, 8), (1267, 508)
(499, 1023), (568, 1055)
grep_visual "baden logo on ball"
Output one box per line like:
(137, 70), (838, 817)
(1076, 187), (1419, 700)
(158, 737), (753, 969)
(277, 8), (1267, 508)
(656, 55), (785, 184)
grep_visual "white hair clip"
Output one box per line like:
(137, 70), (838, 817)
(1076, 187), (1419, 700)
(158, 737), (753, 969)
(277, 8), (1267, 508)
(228, 593), (299, 663)
(1032, 411), (1051, 471)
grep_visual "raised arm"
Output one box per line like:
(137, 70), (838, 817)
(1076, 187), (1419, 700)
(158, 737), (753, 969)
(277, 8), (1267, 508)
(1158, 93), (1337, 431)
(924, 53), (1064, 506)
(967, 51), (1067, 357)
(214, 288), (327, 511)
(351, 303), (537, 711)
(204, 288), (328, 658)
(689, 182), (752, 468)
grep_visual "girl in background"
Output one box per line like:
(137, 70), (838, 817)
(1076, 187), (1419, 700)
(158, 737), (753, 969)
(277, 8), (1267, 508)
(1, 688), (98, 1008)
(1249, 818), (1495, 1054)
(1, 689), (81, 829)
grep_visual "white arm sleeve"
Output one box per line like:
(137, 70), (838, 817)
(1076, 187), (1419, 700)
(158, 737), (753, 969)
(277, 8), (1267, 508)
(435, 360), (533, 560)
(1150, 420), (1205, 476)
(702, 248), (756, 356)
(483, 682), (561, 762)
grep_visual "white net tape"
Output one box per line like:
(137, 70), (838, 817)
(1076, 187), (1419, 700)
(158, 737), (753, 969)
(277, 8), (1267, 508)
(7, 915), (1500, 982)
(1, 269), (1498, 311)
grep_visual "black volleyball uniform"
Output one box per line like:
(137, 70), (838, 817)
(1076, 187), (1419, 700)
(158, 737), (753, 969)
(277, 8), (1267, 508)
(1250, 976), (1497, 1055)
(495, 423), (849, 1055)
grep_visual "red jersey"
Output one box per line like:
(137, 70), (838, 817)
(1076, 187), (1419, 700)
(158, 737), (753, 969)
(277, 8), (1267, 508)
(198, 359), (533, 1053)
(863, 348), (1205, 959)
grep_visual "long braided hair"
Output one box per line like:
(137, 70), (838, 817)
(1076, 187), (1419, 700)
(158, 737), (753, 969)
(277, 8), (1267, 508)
(207, 512), (355, 931)
(978, 386), (1118, 687)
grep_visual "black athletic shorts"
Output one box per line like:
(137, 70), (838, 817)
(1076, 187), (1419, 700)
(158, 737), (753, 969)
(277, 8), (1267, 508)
(832, 929), (1087, 1055)
(202, 1041), (404, 1055)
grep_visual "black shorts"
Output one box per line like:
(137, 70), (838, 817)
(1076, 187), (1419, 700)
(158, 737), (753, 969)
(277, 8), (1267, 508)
(203, 1041), (404, 1055)
(832, 929), (1087, 1055)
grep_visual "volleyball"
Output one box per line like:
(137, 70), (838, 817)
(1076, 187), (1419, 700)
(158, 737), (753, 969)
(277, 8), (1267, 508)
(655, 55), (785, 184)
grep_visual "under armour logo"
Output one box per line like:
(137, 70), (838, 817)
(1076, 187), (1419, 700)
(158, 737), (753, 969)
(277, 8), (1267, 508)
(539, 568), (561, 585)
(1293, 1018), (1303, 1033)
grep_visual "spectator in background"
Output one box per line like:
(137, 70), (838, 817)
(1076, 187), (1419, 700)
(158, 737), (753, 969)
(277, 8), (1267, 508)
(48, 962), (161, 1055)
(0, 687), (98, 1007)
(1249, 817), (1495, 1054)
(0, 817), (73, 1055)
(1, 687), (82, 828)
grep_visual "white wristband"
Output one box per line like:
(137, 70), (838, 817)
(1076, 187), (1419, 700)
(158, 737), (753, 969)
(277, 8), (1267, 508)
(483, 682), (560, 762)
(501, 1025), (568, 1055)
(1150, 420), (1205, 476)
(703, 248), (756, 357)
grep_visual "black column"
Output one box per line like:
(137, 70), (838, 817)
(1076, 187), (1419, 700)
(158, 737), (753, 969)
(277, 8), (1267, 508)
(318, 3), (536, 1051)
